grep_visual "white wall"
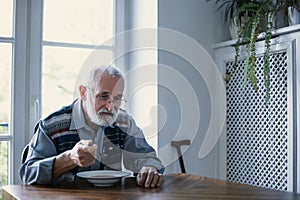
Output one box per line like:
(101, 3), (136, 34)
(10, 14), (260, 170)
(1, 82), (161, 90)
(157, 0), (229, 177)
(122, 0), (229, 178)
(120, 0), (159, 150)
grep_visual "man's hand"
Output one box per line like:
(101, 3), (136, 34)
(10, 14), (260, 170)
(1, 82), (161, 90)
(69, 139), (97, 167)
(53, 140), (97, 180)
(136, 166), (163, 188)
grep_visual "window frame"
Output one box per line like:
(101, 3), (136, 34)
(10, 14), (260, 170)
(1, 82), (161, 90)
(11, 0), (121, 184)
(12, 0), (30, 184)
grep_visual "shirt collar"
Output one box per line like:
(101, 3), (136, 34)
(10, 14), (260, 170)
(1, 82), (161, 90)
(70, 99), (86, 130)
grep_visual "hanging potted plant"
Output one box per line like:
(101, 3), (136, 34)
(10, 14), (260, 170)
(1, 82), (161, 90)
(206, 0), (250, 39)
(207, 0), (286, 102)
(234, 1), (279, 102)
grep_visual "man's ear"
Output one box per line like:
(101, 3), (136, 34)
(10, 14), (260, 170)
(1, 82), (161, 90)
(79, 85), (87, 101)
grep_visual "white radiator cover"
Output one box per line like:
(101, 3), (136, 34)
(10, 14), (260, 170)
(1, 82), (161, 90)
(214, 26), (300, 192)
(226, 51), (290, 191)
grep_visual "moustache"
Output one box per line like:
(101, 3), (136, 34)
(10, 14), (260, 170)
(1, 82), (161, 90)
(97, 108), (114, 115)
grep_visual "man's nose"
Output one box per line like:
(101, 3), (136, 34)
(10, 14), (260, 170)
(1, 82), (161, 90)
(104, 101), (114, 111)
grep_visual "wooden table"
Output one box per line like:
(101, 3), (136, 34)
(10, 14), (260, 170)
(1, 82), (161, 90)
(2, 173), (300, 200)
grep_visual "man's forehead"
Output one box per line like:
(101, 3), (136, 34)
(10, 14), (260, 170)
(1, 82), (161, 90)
(94, 74), (124, 93)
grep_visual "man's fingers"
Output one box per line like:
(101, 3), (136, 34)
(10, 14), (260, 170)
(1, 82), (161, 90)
(79, 139), (92, 145)
(137, 170), (162, 188)
(86, 144), (97, 158)
(150, 171), (160, 187)
(77, 140), (97, 158)
(76, 149), (96, 167)
(136, 166), (163, 188)
(147, 171), (163, 188)
(71, 141), (97, 167)
(144, 170), (155, 188)
(137, 171), (148, 187)
(157, 173), (163, 186)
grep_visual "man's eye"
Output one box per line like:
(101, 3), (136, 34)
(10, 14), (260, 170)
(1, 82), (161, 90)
(96, 95), (109, 100)
(113, 97), (122, 101)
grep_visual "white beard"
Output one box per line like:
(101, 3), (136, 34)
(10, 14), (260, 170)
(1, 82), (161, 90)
(85, 94), (118, 126)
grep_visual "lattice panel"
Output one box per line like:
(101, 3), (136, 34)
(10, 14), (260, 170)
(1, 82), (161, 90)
(226, 51), (289, 191)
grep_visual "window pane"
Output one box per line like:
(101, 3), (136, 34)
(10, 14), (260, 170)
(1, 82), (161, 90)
(43, 0), (114, 45)
(0, 0), (13, 37)
(0, 141), (9, 198)
(0, 44), (12, 134)
(42, 46), (113, 117)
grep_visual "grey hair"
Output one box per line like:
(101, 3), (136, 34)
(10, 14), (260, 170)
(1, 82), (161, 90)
(87, 65), (124, 89)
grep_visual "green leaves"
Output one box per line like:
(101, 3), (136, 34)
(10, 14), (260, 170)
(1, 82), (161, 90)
(233, 1), (276, 103)
(243, 9), (261, 91)
(207, 0), (291, 103)
(263, 14), (273, 103)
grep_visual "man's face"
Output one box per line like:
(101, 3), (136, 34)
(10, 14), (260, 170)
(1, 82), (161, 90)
(84, 74), (125, 126)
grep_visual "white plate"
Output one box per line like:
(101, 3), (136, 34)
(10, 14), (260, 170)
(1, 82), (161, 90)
(76, 170), (131, 186)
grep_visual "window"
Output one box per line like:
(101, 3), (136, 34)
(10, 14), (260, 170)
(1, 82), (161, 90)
(0, 0), (14, 198)
(42, 0), (114, 116)
(1, 0), (158, 193)
(0, 0), (116, 195)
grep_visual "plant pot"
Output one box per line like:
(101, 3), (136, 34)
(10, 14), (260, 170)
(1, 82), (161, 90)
(229, 19), (239, 39)
(288, 7), (300, 26)
(266, 12), (276, 30)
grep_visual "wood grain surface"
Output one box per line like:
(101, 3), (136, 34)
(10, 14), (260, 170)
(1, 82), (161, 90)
(2, 173), (300, 200)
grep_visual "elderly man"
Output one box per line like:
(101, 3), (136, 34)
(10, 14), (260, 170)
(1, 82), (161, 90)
(19, 65), (164, 188)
